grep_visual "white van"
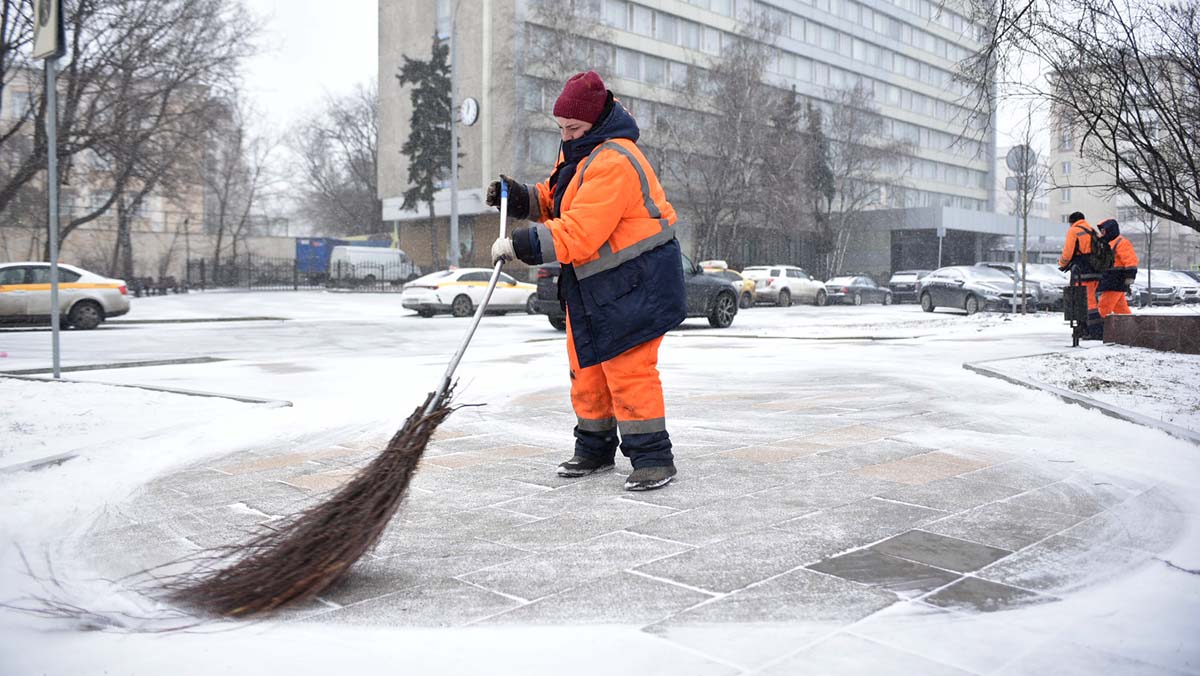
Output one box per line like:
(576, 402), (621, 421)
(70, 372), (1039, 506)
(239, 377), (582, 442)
(328, 246), (419, 284)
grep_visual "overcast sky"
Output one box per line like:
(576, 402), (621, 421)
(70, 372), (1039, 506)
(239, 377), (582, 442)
(240, 0), (378, 128)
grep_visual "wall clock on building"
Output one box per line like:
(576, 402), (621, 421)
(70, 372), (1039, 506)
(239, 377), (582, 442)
(459, 97), (479, 126)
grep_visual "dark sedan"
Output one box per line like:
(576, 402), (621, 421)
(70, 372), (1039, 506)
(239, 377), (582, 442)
(887, 269), (931, 303)
(533, 254), (738, 330)
(919, 265), (1035, 314)
(824, 276), (892, 305)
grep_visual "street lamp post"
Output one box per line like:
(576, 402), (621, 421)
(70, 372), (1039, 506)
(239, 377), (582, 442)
(449, 0), (460, 268)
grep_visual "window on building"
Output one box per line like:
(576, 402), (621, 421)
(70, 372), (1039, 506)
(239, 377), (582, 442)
(1058, 126), (1072, 151)
(654, 13), (677, 43)
(1060, 188), (1071, 203)
(6, 90), (31, 120)
(643, 55), (665, 84)
(1061, 161), (1071, 175)
(603, 0), (628, 29)
(679, 20), (701, 49)
(631, 4), (652, 35)
(710, 0), (732, 15)
(702, 27), (721, 54)
(616, 48), (640, 80)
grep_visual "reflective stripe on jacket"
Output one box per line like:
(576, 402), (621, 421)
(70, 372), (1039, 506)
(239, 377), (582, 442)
(1098, 235), (1139, 292)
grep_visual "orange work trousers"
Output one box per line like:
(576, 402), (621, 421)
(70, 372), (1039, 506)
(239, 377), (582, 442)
(566, 314), (667, 436)
(1080, 279), (1099, 310)
(1099, 290), (1131, 318)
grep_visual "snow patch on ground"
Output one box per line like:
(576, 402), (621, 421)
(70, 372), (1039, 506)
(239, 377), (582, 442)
(986, 344), (1200, 432)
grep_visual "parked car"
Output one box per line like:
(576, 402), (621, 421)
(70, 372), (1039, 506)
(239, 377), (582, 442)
(1161, 270), (1200, 304)
(974, 262), (1067, 311)
(741, 265), (827, 306)
(401, 268), (536, 317)
(1177, 270), (1200, 284)
(824, 275), (892, 305)
(918, 265), (1035, 314)
(887, 270), (930, 303)
(532, 253), (739, 330)
(1129, 269), (1192, 306)
(0, 262), (129, 329)
(700, 260), (756, 308)
(328, 246), (419, 285)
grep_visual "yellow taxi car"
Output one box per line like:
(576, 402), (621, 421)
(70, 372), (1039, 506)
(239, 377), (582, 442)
(400, 267), (537, 318)
(0, 262), (130, 329)
(700, 260), (756, 309)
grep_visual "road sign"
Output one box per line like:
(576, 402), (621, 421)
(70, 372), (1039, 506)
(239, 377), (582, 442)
(1006, 145), (1037, 174)
(32, 0), (65, 60)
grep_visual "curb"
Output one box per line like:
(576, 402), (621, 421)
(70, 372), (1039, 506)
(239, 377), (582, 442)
(1, 356), (227, 375)
(108, 316), (288, 324)
(0, 373), (293, 408)
(963, 357), (1200, 446)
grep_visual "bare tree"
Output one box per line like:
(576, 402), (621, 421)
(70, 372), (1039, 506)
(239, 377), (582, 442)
(0, 0), (258, 265)
(657, 19), (781, 263)
(204, 99), (278, 280)
(293, 82), (382, 237)
(814, 85), (911, 279)
(963, 0), (1200, 233)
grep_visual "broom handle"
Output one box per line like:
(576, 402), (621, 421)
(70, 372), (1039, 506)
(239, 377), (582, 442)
(427, 182), (509, 413)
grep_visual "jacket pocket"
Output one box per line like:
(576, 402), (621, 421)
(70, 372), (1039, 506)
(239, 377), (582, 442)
(581, 267), (641, 312)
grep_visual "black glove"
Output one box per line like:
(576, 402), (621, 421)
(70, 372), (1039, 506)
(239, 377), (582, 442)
(1058, 265), (1069, 272)
(485, 174), (530, 220)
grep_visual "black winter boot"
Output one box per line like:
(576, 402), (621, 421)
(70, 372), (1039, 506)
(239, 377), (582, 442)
(624, 465), (677, 491)
(557, 455), (615, 477)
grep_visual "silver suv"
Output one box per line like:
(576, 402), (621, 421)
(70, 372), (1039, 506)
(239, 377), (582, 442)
(742, 265), (828, 306)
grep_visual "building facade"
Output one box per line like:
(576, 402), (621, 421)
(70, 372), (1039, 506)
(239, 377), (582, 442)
(379, 0), (995, 277)
(1048, 113), (1199, 271)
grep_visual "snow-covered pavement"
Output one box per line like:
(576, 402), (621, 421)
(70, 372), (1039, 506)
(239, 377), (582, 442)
(1, 292), (1197, 675)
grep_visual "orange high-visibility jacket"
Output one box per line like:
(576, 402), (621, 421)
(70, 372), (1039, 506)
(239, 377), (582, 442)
(1099, 234), (1139, 293)
(527, 139), (677, 272)
(517, 100), (685, 368)
(1058, 219), (1100, 278)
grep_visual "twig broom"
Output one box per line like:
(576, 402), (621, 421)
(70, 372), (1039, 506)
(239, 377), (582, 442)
(161, 186), (513, 617)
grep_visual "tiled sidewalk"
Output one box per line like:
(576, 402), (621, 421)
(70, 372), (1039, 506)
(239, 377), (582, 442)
(82, 378), (1190, 674)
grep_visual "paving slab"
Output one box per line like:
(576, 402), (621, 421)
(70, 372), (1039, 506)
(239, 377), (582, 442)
(459, 531), (693, 602)
(870, 530), (1012, 573)
(975, 534), (1153, 594)
(994, 640), (1195, 676)
(806, 548), (962, 599)
(923, 576), (1055, 613)
(757, 633), (977, 676)
(647, 567), (898, 669)
(479, 571), (714, 626)
(921, 501), (1086, 552)
(880, 475), (1026, 513)
(304, 577), (523, 627)
(849, 601), (1057, 675)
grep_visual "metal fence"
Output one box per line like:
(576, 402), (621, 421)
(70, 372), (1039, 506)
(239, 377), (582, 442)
(184, 257), (420, 293)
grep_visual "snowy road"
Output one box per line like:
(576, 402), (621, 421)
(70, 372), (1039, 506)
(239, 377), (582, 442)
(1, 291), (1197, 675)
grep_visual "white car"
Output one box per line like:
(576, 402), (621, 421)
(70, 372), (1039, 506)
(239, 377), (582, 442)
(741, 265), (828, 306)
(401, 268), (537, 318)
(0, 262), (130, 329)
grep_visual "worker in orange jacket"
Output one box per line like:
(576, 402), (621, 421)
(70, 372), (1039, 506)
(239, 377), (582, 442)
(488, 71), (686, 492)
(1057, 211), (1103, 339)
(1095, 218), (1138, 319)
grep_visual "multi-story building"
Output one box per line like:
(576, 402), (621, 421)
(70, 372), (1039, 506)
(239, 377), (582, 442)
(379, 0), (997, 276)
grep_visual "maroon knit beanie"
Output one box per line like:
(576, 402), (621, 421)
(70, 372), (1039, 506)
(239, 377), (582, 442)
(552, 71), (607, 124)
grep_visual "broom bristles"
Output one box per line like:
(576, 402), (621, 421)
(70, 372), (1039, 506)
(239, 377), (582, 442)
(160, 388), (456, 617)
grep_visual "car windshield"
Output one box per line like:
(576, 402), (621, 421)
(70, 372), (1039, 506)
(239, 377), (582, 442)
(410, 270), (454, 284)
(827, 276), (856, 285)
(964, 267), (1013, 282)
